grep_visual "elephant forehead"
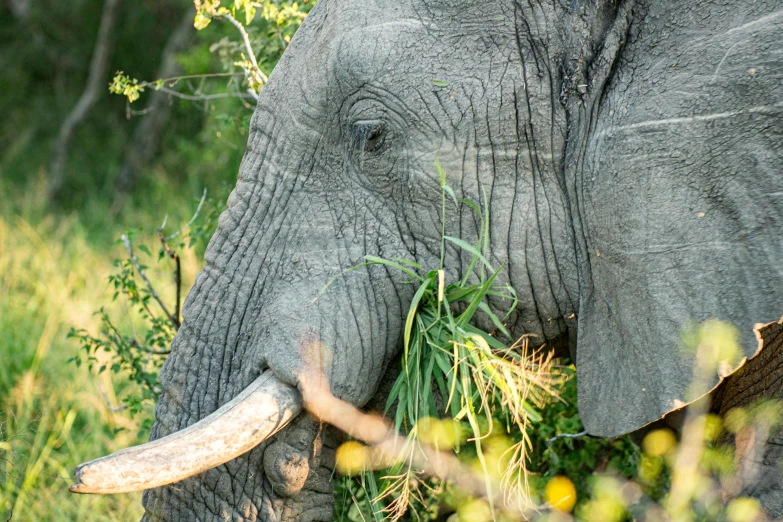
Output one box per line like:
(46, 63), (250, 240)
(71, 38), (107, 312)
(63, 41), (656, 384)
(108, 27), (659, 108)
(328, 17), (513, 84)
(263, 3), (520, 142)
(576, 3), (783, 437)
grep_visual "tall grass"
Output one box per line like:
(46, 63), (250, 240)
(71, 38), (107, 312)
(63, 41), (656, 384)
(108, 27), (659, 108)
(0, 176), (202, 520)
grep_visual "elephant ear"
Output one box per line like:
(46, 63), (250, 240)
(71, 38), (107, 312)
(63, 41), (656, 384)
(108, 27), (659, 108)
(573, 3), (783, 438)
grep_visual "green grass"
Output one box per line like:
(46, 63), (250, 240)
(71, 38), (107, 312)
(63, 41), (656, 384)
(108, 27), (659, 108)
(324, 168), (571, 521)
(0, 176), (206, 520)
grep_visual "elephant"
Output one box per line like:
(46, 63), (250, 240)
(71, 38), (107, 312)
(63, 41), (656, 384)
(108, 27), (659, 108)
(71, 0), (783, 520)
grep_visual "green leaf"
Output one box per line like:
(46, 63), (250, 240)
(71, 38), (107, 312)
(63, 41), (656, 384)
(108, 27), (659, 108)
(461, 198), (482, 216)
(364, 255), (423, 282)
(385, 374), (406, 415)
(403, 274), (435, 359)
(313, 262), (378, 300)
(390, 257), (422, 269)
(443, 185), (459, 207)
(431, 79), (449, 87)
(365, 473), (386, 522)
(477, 301), (511, 338)
(462, 325), (507, 351)
(443, 236), (495, 272)
(522, 400), (543, 423)
(445, 285), (479, 303)
(458, 267), (502, 327)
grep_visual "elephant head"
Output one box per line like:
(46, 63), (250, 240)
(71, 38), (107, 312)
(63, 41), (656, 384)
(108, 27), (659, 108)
(72, 0), (783, 520)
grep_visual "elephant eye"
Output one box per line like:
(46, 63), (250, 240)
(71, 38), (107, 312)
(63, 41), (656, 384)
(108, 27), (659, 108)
(349, 120), (386, 155)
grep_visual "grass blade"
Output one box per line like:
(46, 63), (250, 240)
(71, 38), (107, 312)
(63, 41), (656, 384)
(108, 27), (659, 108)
(364, 255), (424, 283)
(403, 274), (435, 358)
(444, 236), (495, 273)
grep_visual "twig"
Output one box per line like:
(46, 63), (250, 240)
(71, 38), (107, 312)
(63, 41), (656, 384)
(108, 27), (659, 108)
(216, 12), (264, 101)
(126, 104), (156, 117)
(162, 188), (207, 241)
(139, 72), (245, 88)
(121, 234), (176, 325)
(146, 85), (256, 102)
(104, 317), (171, 355)
(153, 188), (208, 328)
(547, 430), (588, 445)
(120, 291), (142, 343)
(97, 382), (128, 412)
(222, 13), (267, 86)
(156, 232), (182, 329)
(127, 337), (170, 355)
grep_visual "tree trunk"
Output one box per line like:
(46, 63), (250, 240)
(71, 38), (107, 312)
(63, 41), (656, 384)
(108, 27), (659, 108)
(114, 10), (195, 196)
(48, 0), (122, 201)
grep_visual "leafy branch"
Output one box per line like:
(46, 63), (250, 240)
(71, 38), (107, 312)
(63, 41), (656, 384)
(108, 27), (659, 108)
(69, 188), (227, 423)
(110, 0), (313, 105)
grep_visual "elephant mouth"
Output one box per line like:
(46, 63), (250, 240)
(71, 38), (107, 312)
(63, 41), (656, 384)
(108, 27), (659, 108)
(69, 371), (302, 494)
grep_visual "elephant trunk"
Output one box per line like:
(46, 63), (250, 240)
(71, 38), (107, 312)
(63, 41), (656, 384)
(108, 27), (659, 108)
(70, 372), (301, 494)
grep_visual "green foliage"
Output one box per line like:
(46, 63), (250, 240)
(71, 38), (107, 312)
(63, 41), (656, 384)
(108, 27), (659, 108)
(0, 183), (157, 520)
(526, 366), (641, 499)
(68, 189), (229, 428)
(112, 0), (314, 104)
(2, 0), (312, 208)
(325, 171), (567, 520)
(108, 72), (144, 103)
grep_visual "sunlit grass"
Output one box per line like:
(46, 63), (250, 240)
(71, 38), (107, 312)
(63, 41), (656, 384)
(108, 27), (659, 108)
(0, 176), (202, 520)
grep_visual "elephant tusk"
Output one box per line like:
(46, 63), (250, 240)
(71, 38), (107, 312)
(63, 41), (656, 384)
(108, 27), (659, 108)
(70, 371), (302, 494)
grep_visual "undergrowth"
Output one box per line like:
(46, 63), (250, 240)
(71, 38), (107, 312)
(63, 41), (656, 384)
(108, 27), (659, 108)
(0, 176), (209, 521)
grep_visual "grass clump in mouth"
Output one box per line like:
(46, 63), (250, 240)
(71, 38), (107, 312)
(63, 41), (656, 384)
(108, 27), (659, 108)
(326, 160), (566, 520)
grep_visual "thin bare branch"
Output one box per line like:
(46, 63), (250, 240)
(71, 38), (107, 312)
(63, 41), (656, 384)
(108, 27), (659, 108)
(139, 72), (245, 89)
(97, 383), (128, 412)
(126, 104), (156, 117)
(155, 234), (182, 329)
(120, 234), (176, 325)
(162, 188), (207, 241)
(146, 85), (256, 102)
(120, 293), (139, 339)
(140, 345), (171, 356)
(546, 430), (588, 445)
(126, 337), (171, 356)
(104, 315), (171, 356)
(151, 188), (208, 328)
(222, 13), (267, 86)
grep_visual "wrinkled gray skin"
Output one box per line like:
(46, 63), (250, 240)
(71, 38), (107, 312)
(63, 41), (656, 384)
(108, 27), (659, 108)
(142, 0), (783, 520)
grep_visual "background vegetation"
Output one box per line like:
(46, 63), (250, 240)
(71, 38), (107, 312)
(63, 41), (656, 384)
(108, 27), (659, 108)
(1, 0), (303, 518)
